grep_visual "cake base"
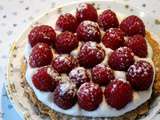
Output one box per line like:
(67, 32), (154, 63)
(21, 32), (160, 120)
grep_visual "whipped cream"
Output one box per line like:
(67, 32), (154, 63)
(24, 37), (155, 117)
(24, 11), (155, 117)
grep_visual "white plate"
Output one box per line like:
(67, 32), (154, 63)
(6, 0), (160, 120)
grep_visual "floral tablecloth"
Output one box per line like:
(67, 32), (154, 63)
(0, 0), (159, 120)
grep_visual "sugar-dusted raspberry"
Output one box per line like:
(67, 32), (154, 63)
(104, 80), (133, 109)
(91, 64), (114, 86)
(29, 43), (53, 68)
(127, 60), (154, 90)
(108, 47), (135, 71)
(76, 20), (101, 42)
(98, 9), (119, 30)
(69, 67), (90, 88)
(52, 55), (78, 73)
(76, 3), (98, 23)
(125, 34), (147, 58)
(120, 15), (145, 36)
(102, 28), (125, 50)
(77, 82), (103, 111)
(78, 41), (105, 68)
(53, 80), (77, 109)
(32, 66), (60, 92)
(55, 31), (79, 53)
(28, 25), (56, 47)
(56, 13), (78, 32)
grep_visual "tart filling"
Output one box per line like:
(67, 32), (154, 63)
(24, 42), (155, 117)
(24, 3), (155, 117)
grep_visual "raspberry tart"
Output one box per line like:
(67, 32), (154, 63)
(21, 2), (160, 120)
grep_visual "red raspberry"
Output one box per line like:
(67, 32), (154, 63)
(76, 20), (101, 42)
(98, 9), (119, 30)
(120, 15), (145, 36)
(56, 13), (78, 32)
(29, 43), (53, 68)
(69, 67), (90, 88)
(53, 80), (77, 109)
(125, 35), (147, 58)
(102, 28), (125, 50)
(91, 64), (114, 86)
(52, 55), (78, 73)
(28, 25), (56, 47)
(78, 41), (105, 68)
(55, 31), (79, 53)
(108, 47), (135, 71)
(127, 60), (154, 90)
(76, 3), (98, 23)
(77, 82), (103, 111)
(32, 66), (59, 92)
(104, 80), (133, 109)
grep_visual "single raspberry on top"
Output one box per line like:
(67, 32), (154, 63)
(98, 9), (119, 30)
(53, 80), (77, 109)
(77, 82), (103, 111)
(32, 66), (60, 92)
(29, 43), (53, 68)
(78, 41), (105, 68)
(102, 28), (125, 50)
(28, 25), (56, 47)
(127, 60), (154, 90)
(120, 15), (145, 36)
(55, 31), (79, 53)
(108, 47), (135, 71)
(52, 55), (78, 73)
(104, 80), (133, 109)
(91, 64), (114, 86)
(76, 3), (98, 23)
(76, 20), (101, 42)
(125, 34), (147, 58)
(56, 13), (78, 32)
(69, 67), (90, 88)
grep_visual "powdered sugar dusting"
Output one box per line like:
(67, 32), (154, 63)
(128, 60), (153, 78)
(117, 47), (134, 58)
(47, 66), (60, 80)
(59, 80), (76, 96)
(55, 55), (73, 65)
(81, 42), (98, 53)
(82, 20), (100, 36)
(82, 20), (99, 27)
(69, 67), (87, 82)
(78, 83), (100, 100)
(82, 41), (104, 57)
(113, 47), (135, 69)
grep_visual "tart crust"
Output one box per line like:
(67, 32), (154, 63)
(21, 31), (160, 120)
